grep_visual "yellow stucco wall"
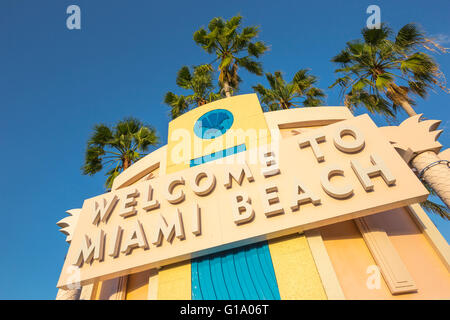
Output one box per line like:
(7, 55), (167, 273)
(268, 233), (327, 300)
(125, 270), (151, 300)
(157, 261), (191, 300)
(93, 278), (123, 300)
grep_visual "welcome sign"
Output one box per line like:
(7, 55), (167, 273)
(57, 115), (428, 288)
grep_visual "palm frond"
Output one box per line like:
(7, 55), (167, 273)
(253, 68), (325, 111)
(395, 23), (424, 52)
(330, 22), (449, 119)
(82, 118), (159, 190)
(176, 66), (193, 89)
(420, 200), (450, 220)
(193, 15), (268, 94)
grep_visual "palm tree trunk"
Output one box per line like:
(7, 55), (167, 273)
(123, 158), (130, 170)
(400, 100), (417, 117)
(411, 150), (450, 209)
(387, 84), (417, 117)
(56, 286), (81, 300)
(223, 81), (232, 98)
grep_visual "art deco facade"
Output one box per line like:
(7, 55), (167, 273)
(57, 94), (450, 300)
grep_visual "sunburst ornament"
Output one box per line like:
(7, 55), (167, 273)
(57, 209), (81, 243)
(379, 114), (443, 163)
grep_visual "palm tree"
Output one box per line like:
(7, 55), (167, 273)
(330, 24), (450, 217)
(253, 69), (325, 111)
(330, 23), (448, 119)
(193, 14), (268, 97)
(82, 117), (159, 189)
(164, 64), (221, 119)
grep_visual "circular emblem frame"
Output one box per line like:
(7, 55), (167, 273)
(193, 109), (234, 139)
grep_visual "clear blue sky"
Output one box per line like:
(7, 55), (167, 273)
(1, 0), (449, 299)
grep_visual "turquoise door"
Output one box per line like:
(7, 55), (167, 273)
(191, 241), (281, 300)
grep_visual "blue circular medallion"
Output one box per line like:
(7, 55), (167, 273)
(194, 109), (234, 139)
